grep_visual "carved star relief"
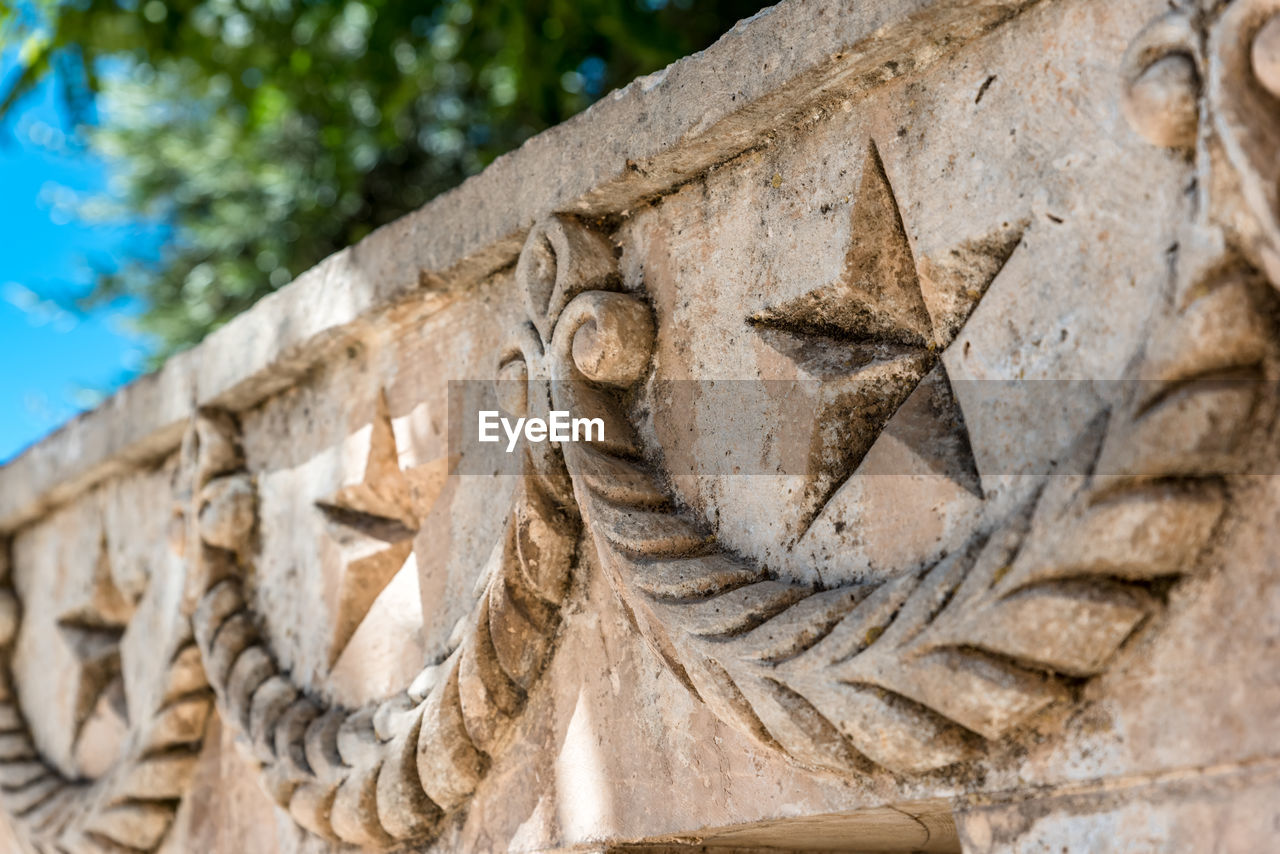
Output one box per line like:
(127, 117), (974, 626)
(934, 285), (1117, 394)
(750, 140), (1024, 534)
(56, 533), (135, 750)
(316, 391), (449, 667)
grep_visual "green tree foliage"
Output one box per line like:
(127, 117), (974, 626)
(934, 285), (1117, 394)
(0, 0), (764, 359)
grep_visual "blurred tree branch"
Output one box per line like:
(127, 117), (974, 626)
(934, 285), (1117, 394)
(0, 0), (765, 362)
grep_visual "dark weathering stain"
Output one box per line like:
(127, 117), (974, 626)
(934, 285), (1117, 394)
(975, 75), (997, 104)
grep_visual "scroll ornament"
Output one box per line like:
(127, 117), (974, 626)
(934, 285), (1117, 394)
(1121, 0), (1280, 281)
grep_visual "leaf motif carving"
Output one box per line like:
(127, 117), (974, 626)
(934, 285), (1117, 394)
(549, 218), (1276, 777)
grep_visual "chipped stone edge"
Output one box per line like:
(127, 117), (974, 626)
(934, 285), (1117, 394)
(0, 0), (1043, 533)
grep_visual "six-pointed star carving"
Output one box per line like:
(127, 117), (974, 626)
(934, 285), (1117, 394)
(316, 391), (450, 666)
(750, 140), (1024, 534)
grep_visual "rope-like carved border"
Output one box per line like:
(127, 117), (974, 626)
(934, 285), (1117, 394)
(186, 469), (576, 847)
(176, 218), (620, 848)
(186, 479), (576, 846)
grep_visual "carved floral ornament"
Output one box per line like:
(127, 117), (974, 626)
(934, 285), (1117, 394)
(1, 2), (1280, 851)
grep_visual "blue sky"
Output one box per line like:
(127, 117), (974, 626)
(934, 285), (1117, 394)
(0, 50), (162, 463)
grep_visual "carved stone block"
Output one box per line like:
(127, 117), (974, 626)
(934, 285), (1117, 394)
(2, 0), (1279, 851)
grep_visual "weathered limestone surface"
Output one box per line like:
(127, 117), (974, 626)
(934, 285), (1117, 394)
(3, 0), (1280, 851)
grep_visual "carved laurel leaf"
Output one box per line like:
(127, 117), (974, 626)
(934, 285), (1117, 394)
(552, 229), (1277, 778)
